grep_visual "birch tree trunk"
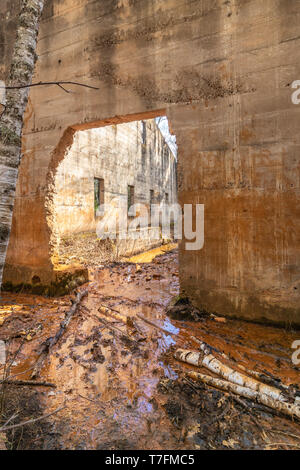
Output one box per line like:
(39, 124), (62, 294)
(174, 348), (287, 402)
(187, 371), (300, 420)
(0, 0), (45, 287)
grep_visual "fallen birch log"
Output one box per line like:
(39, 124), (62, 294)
(234, 362), (291, 393)
(187, 371), (300, 420)
(31, 289), (88, 379)
(190, 335), (291, 394)
(174, 348), (291, 403)
(99, 305), (127, 324)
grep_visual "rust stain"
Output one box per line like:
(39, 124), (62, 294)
(240, 127), (254, 143)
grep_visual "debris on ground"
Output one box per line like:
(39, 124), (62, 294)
(0, 247), (299, 449)
(166, 296), (205, 322)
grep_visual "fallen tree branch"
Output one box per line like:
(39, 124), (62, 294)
(0, 365), (35, 383)
(190, 335), (292, 395)
(139, 315), (295, 406)
(31, 289), (88, 379)
(175, 348), (289, 402)
(136, 314), (186, 346)
(194, 325), (291, 365)
(0, 81), (99, 93)
(99, 303), (125, 317)
(94, 315), (139, 345)
(187, 371), (300, 420)
(265, 443), (300, 449)
(137, 314), (217, 350)
(99, 305), (128, 325)
(269, 429), (300, 441)
(0, 406), (65, 432)
(1, 379), (56, 388)
(231, 396), (265, 432)
(98, 305), (145, 340)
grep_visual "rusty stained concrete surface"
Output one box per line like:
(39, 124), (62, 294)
(0, 0), (300, 324)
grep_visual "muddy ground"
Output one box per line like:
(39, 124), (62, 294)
(0, 248), (299, 450)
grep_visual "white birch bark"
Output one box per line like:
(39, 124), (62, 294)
(174, 348), (294, 404)
(187, 371), (300, 420)
(190, 335), (291, 391)
(0, 0), (45, 287)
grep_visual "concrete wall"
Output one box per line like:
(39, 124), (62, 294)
(1, 0), (300, 325)
(54, 119), (176, 236)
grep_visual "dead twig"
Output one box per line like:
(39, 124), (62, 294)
(0, 365), (35, 382)
(2, 412), (19, 428)
(136, 314), (185, 345)
(0, 339), (25, 414)
(231, 395), (265, 432)
(98, 305), (145, 340)
(182, 376), (200, 394)
(0, 406), (65, 432)
(94, 315), (139, 345)
(78, 394), (98, 404)
(0, 81), (99, 93)
(1, 379), (56, 388)
(265, 442), (300, 449)
(78, 394), (104, 409)
(31, 290), (88, 379)
(268, 429), (300, 441)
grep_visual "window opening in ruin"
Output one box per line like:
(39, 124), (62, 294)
(94, 177), (104, 216)
(150, 189), (155, 218)
(142, 121), (146, 144)
(128, 185), (135, 216)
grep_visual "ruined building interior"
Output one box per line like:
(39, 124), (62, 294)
(54, 118), (177, 267)
(0, 0), (299, 452)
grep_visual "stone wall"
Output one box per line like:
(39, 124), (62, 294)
(54, 119), (176, 237)
(1, 0), (300, 325)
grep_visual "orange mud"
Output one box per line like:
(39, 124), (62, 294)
(0, 248), (299, 449)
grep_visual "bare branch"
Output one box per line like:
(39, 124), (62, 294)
(0, 81), (99, 93)
(0, 406), (65, 432)
(57, 84), (71, 93)
(0, 379), (56, 388)
(0, 104), (6, 118)
(31, 289), (88, 379)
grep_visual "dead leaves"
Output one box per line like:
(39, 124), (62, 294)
(0, 432), (6, 450)
(18, 324), (43, 341)
(222, 438), (238, 448)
